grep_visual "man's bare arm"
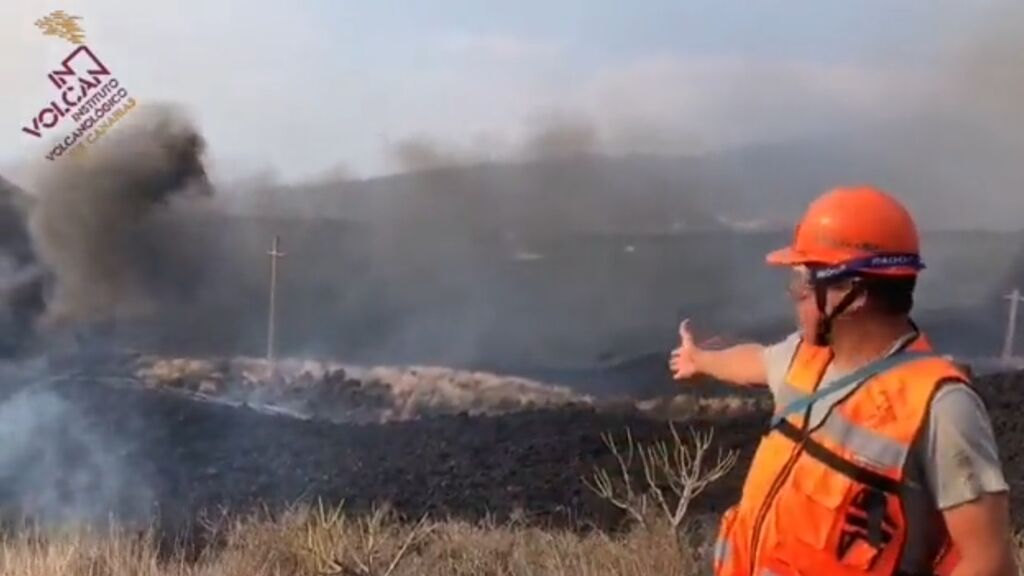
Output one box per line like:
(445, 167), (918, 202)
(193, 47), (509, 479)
(945, 492), (1016, 576)
(926, 385), (1016, 576)
(669, 321), (768, 386)
(691, 344), (768, 386)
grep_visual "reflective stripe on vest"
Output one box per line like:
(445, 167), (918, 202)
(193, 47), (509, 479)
(774, 380), (910, 472)
(815, 405), (909, 472)
(716, 332), (969, 576)
(775, 419), (901, 494)
(714, 538), (732, 566)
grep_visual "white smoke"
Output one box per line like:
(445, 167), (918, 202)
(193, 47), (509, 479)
(0, 361), (154, 528)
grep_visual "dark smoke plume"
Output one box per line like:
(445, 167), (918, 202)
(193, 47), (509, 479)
(521, 111), (599, 161)
(0, 176), (43, 355)
(389, 136), (473, 172)
(385, 112), (605, 174)
(25, 103), (210, 329)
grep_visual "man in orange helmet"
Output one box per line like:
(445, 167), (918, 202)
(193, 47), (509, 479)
(670, 186), (1016, 576)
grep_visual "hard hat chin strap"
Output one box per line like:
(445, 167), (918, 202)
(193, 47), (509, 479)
(812, 279), (865, 347)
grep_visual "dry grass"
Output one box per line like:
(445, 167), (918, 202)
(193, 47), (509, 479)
(7, 509), (1024, 576)
(0, 506), (710, 576)
(134, 356), (592, 422)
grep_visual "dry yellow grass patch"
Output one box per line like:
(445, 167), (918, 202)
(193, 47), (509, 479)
(0, 506), (708, 576)
(7, 510), (1024, 576)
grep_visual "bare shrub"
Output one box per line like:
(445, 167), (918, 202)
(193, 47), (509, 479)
(302, 504), (434, 576)
(584, 424), (738, 531)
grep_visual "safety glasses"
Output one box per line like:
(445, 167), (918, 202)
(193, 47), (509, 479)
(786, 267), (813, 301)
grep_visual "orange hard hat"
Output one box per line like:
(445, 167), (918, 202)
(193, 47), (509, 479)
(766, 185), (923, 278)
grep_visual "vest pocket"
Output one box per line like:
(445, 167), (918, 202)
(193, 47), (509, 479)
(772, 455), (886, 573)
(783, 455), (850, 549)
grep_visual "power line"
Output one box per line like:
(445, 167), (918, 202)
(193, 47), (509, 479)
(267, 235), (286, 367)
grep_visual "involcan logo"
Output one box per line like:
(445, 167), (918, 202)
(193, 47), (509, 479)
(21, 11), (138, 161)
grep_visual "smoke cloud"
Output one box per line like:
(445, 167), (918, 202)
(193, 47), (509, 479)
(946, 2), (1024, 158)
(25, 104), (210, 329)
(388, 136), (475, 173)
(521, 111), (599, 161)
(0, 375), (154, 528)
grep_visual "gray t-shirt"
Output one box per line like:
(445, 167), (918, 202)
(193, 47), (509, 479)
(764, 333), (1009, 569)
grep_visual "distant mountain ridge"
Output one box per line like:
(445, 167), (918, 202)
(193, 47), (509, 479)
(234, 116), (1024, 233)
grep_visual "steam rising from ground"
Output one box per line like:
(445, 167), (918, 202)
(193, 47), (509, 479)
(0, 360), (153, 528)
(0, 387), (153, 527)
(26, 104), (210, 328)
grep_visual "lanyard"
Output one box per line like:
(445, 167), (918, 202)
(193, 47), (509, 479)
(769, 351), (937, 429)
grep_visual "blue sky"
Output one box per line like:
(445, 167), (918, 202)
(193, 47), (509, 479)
(0, 1), (1013, 183)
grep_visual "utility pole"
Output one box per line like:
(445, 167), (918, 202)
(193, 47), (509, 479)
(267, 235), (286, 366)
(1002, 287), (1024, 363)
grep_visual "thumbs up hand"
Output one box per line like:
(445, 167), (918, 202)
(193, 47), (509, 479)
(669, 319), (699, 380)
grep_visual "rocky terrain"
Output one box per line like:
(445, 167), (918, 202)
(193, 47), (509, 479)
(0, 352), (763, 536)
(1, 353), (1020, 543)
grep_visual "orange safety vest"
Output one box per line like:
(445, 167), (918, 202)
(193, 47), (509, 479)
(713, 333), (967, 576)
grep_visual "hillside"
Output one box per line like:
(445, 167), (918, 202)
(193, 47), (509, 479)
(235, 117), (1024, 232)
(5, 122), (1024, 375)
